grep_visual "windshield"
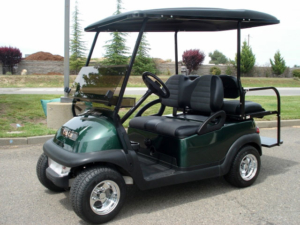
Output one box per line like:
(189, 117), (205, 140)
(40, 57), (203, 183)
(71, 64), (135, 112)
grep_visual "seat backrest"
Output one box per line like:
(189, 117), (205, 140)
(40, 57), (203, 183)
(190, 75), (224, 115)
(219, 75), (240, 98)
(161, 75), (199, 109)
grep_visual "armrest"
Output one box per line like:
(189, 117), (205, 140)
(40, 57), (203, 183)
(197, 110), (226, 135)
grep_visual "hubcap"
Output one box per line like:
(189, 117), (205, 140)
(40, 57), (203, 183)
(90, 180), (120, 215)
(239, 154), (258, 181)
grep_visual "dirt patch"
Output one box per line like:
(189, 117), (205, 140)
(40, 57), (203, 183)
(46, 72), (63, 75)
(25, 51), (64, 61)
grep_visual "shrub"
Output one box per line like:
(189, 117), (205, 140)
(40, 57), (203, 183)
(210, 66), (221, 75)
(234, 41), (255, 75)
(0, 46), (22, 74)
(209, 50), (228, 64)
(182, 49), (205, 75)
(225, 66), (233, 75)
(293, 69), (300, 78)
(270, 51), (287, 75)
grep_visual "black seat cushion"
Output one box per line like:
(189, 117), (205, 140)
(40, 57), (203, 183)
(161, 75), (186, 108)
(129, 75), (224, 138)
(161, 74), (199, 109)
(168, 114), (209, 122)
(223, 100), (265, 115)
(190, 75), (224, 114)
(129, 116), (201, 139)
(219, 75), (240, 98)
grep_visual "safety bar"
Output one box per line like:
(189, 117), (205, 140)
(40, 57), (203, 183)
(242, 87), (281, 146)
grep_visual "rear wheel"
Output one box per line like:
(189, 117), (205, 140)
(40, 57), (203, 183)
(36, 153), (65, 192)
(225, 146), (261, 187)
(70, 166), (126, 224)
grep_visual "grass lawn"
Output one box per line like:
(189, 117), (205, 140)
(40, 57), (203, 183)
(0, 94), (299, 138)
(0, 95), (61, 138)
(1, 75), (300, 88)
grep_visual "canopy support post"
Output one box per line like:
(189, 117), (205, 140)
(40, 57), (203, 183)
(85, 32), (99, 66)
(175, 31), (178, 75)
(237, 21), (245, 118)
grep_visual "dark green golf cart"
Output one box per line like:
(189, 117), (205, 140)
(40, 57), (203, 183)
(36, 8), (283, 224)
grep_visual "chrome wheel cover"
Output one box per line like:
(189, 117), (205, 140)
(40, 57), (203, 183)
(239, 154), (258, 181)
(90, 180), (120, 215)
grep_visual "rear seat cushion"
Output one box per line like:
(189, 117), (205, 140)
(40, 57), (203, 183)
(223, 100), (265, 115)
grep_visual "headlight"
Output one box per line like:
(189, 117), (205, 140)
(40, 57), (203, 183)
(61, 127), (79, 141)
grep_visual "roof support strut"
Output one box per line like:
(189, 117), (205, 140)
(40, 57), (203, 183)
(85, 31), (99, 66)
(114, 18), (148, 116)
(237, 21), (245, 117)
(175, 31), (178, 74)
(237, 21), (241, 81)
(114, 18), (148, 153)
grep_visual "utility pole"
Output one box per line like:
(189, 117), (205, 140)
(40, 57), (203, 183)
(248, 34), (251, 46)
(63, 0), (70, 100)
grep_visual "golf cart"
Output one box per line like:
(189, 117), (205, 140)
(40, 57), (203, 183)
(37, 8), (283, 224)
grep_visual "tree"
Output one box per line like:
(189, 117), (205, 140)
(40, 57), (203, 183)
(235, 41), (255, 74)
(70, 0), (86, 74)
(270, 51), (287, 75)
(132, 34), (156, 75)
(102, 0), (129, 65)
(182, 49), (205, 75)
(0, 46), (22, 74)
(209, 50), (228, 64)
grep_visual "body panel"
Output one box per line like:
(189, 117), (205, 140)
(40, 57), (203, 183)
(53, 115), (122, 153)
(128, 119), (256, 168)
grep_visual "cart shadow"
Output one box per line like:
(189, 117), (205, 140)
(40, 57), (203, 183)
(255, 154), (299, 184)
(54, 154), (297, 224)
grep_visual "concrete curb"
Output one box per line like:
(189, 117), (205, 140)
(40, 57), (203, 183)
(1, 120), (300, 146)
(0, 135), (54, 146)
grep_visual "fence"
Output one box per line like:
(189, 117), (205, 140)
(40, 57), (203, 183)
(0, 61), (296, 77)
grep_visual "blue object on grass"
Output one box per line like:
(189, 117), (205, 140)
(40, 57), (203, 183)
(40, 98), (61, 117)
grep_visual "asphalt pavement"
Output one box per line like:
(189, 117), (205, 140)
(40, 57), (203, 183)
(0, 127), (299, 225)
(0, 87), (300, 95)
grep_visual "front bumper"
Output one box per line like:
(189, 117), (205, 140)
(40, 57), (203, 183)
(46, 167), (69, 189)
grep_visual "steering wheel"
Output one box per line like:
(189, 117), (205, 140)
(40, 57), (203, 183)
(142, 72), (170, 98)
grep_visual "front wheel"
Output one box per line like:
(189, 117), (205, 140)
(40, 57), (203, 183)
(225, 146), (261, 188)
(70, 166), (126, 224)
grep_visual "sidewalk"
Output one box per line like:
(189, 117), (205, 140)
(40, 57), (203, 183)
(1, 120), (299, 146)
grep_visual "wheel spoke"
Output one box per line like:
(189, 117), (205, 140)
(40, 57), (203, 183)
(239, 154), (258, 181)
(90, 180), (121, 215)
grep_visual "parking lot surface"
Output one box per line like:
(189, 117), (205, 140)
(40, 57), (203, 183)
(0, 127), (299, 225)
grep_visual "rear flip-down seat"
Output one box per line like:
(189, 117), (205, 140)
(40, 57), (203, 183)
(219, 75), (265, 117)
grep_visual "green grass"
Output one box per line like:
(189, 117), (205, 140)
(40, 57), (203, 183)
(1, 75), (300, 88)
(0, 95), (61, 138)
(241, 77), (300, 87)
(244, 96), (300, 121)
(0, 94), (299, 138)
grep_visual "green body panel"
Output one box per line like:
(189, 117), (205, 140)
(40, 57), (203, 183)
(128, 120), (256, 168)
(53, 115), (122, 153)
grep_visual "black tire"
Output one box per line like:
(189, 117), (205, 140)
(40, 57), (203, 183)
(36, 153), (65, 192)
(225, 145), (261, 188)
(70, 166), (126, 224)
